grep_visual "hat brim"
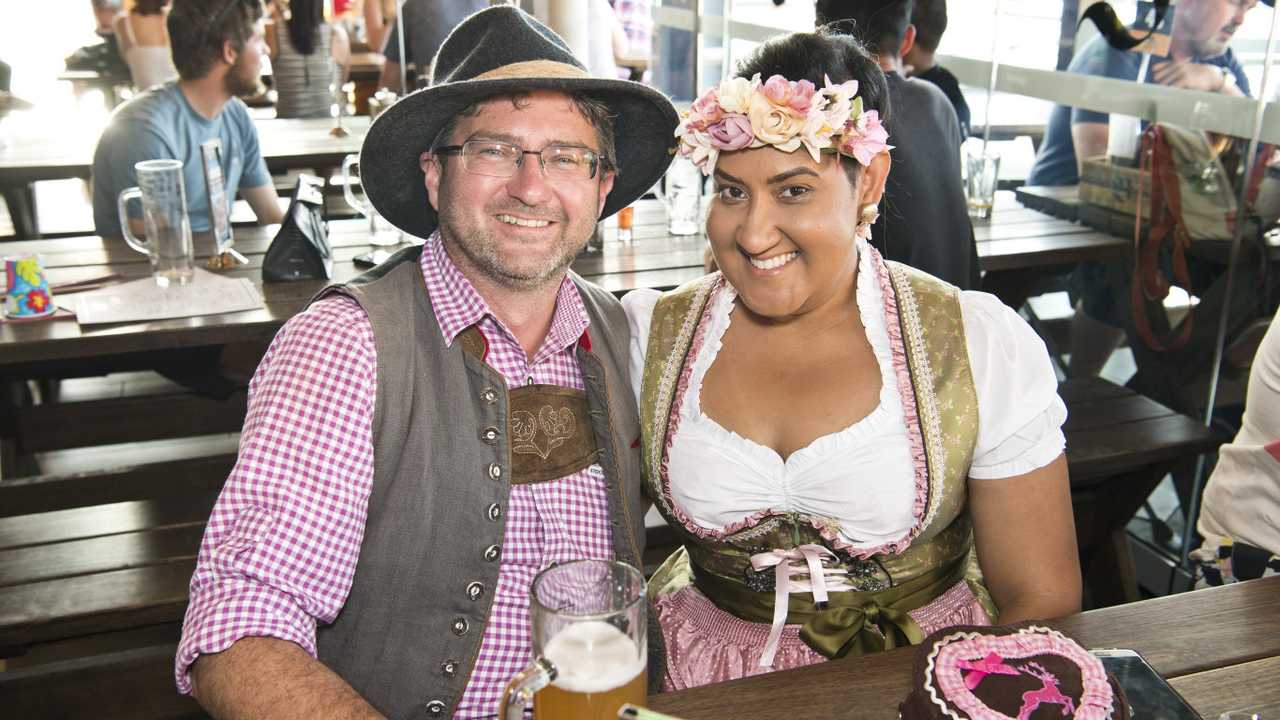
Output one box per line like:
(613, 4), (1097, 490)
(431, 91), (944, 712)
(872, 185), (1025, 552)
(359, 76), (680, 240)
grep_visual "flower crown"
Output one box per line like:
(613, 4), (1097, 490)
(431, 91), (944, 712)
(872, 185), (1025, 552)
(675, 73), (892, 175)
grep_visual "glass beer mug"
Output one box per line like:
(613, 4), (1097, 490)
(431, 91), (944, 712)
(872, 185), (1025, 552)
(500, 559), (647, 720)
(342, 153), (402, 246)
(653, 156), (702, 236)
(117, 159), (195, 287)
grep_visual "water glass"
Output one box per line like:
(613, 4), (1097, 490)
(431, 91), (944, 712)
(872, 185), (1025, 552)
(342, 153), (401, 246)
(655, 156), (702, 236)
(1222, 703), (1279, 720)
(965, 147), (1001, 220)
(117, 159), (195, 287)
(500, 559), (647, 720)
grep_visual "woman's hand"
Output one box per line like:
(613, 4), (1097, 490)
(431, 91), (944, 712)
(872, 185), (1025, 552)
(969, 454), (1082, 623)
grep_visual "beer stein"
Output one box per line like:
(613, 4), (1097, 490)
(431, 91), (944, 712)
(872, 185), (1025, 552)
(500, 559), (647, 720)
(117, 159), (195, 287)
(342, 153), (401, 246)
(653, 156), (702, 236)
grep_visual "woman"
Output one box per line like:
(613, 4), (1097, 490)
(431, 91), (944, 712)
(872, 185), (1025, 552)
(113, 0), (177, 91)
(266, 0), (351, 119)
(624, 30), (1082, 691)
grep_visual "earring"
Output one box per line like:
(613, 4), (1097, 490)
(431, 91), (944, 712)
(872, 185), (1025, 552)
(855, 205), (879, 241)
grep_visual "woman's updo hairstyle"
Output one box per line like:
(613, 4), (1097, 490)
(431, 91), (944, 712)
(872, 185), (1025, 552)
(734, 28), (889, 186)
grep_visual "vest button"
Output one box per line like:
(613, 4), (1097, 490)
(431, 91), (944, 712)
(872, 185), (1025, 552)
(440, 659), (459, 677)
(487, 462), (502, 480)
(483, 544), (501, 562)
(466, 581), (485, 600)
(426, 699), (447, 715)
(481, 388), (499, 404)
(486, 503), (502, 521)
(451, 617), (469, 636)
(480, 426), (500, 444)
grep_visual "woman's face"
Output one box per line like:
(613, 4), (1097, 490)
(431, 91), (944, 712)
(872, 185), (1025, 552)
(706, 146), (889, 322)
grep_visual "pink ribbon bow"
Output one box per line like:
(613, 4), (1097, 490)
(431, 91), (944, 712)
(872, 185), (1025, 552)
(749, 544), (853, 667)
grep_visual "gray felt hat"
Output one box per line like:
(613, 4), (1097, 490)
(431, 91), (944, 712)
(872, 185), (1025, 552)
(359, 5), (680, 239)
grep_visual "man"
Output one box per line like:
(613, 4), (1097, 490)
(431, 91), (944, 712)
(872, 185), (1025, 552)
(176, 7), (678, 718)
(903, 0), (970, 139)
(377, 0), (487, 92)
(1026, 0), (1262, 378)
(91, 0), (283, 239)
(817, 0), (979, 290)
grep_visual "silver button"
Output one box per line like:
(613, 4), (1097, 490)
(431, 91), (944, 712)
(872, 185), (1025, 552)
(440, 659), (459, 677)
(481, 388), (499, 404)
(480, 426), (500, 444)
(451, 617), (469, 636)
(426, 699), (447, 715)
(466, 581), (485, 600)
(483, 544), (501, 562)
(487, 462), (502, 480)
(486, 503), (502, 521)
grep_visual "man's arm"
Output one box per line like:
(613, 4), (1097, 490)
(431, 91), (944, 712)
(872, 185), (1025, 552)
(1071, 121), (1109, 176)
(240, 183), (284, 225)
(191, 637), (383, 720)
(1151, 60), (1246, 97)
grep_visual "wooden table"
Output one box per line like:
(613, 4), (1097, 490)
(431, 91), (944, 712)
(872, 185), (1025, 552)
(649, 575), (1280, 719)
(0, 116), (369, 186)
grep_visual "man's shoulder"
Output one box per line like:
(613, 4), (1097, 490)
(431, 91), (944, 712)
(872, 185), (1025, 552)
(1067, 34), (1138, 79)
(101, 82), (183, 139)
(888, 73), (960, 138)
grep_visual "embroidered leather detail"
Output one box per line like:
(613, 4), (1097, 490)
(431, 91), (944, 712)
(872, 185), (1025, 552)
(512, 405), (576, 459)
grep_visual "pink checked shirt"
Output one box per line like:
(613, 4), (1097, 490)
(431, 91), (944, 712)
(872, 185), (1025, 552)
(176, 234), (616, 718)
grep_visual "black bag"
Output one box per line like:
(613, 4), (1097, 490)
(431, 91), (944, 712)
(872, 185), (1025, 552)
(263, 175), (332, 282)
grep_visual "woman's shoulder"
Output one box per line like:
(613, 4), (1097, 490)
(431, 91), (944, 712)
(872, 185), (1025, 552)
(957, 289), (1051, 365)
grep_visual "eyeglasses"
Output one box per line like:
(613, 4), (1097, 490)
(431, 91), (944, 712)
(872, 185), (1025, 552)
(434, 141), (607, 181)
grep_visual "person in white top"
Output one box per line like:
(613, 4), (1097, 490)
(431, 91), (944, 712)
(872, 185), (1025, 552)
(1194, 312), (1280, 583)
(113, 0), (178, 90)
(625, 29), (1081, 690)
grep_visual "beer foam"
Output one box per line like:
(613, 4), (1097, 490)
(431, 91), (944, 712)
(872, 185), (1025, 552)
(544, 620), (646, 694)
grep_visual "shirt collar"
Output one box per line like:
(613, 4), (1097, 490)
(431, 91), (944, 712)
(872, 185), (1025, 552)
(420, 232), (592, 357)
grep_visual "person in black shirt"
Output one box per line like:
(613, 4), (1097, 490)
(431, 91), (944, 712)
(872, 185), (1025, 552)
(903, 0), (970, 139)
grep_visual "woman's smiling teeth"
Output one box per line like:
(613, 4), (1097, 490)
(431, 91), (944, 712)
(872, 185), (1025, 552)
(748, 251), (798, 270)
(497, 214), (551, 228)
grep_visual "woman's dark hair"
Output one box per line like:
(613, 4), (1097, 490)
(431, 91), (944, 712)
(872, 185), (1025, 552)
(133, 0), (167, 15)
(286, 0), (324, 56)
(168, 0), (264, 80)
(735, 29), (890, 184)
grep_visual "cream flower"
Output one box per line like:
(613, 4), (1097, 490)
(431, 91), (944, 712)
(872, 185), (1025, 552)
(747, 92), (806, 151)
(717, 75), (759, 114)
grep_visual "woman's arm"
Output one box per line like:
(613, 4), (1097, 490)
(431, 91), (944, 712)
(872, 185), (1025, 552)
(969, 454), (1082, 623)
(363, 0), (391, 54)
(264, 20), (279, 61)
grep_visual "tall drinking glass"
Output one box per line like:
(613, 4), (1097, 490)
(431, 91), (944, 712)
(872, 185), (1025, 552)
(654, 156), (702, 236)
(499, 559), (647, 720)
(116, 159), (195, 287)
(342, 153), (401, 246)
(965, 147), (1001, 220)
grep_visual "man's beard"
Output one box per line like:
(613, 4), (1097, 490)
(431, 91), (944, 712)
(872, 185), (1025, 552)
(435, 177), (596, 292)
(225, 53), (261, 98)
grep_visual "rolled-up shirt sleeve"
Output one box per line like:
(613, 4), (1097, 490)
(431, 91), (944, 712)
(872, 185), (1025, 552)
(175, 295), (377, 694)
(962, 291), (1068, 480)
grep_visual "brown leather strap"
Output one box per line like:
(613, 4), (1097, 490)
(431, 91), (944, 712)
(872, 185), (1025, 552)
(457, 326), (599, 484)
(1133, 125), (1195, 352)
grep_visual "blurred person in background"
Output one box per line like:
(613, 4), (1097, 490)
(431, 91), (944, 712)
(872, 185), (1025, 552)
(903, 0), (968, 138)
(92, 0), (283, 238)
(1194, 312), (1280, 585)
(360, 0), (398, 54)
(266, 0), (351, 118)
(378, 0), (487, 92)
(817, 0), (978, 290)
(1026, 0), (1262, 379)
(612, 0), (654, 81)
(93, 0), (123, 35)
(113, 0), (178, 90)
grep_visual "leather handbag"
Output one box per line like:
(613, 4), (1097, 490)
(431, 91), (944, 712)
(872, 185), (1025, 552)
(263, 175), (332, 282)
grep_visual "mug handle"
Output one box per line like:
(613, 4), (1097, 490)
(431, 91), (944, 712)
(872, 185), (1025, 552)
(116, 187), (151, 257)
(498, 656), (556, 720)
(342, 153), (372, 217)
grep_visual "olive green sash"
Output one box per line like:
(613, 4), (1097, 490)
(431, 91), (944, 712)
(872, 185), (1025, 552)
(691, 552), (968, 658)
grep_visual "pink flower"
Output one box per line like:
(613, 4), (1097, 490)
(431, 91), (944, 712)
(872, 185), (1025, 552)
(707, 115), (754, 150)
(691, 88), (724, 125)
(787, 79), (817, 114)
(761, 75), (818, 116)
(840, 109), (891, 166)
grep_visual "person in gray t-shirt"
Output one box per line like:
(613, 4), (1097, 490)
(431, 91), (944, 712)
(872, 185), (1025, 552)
(817, 0), (977, 290)
(378, 0), (487, 92)
(92, 0), (281, 238)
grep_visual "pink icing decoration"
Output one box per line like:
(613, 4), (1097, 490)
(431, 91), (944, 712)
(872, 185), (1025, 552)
(957, 652), (1020, 691)
(925, 627), (1114, 720)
